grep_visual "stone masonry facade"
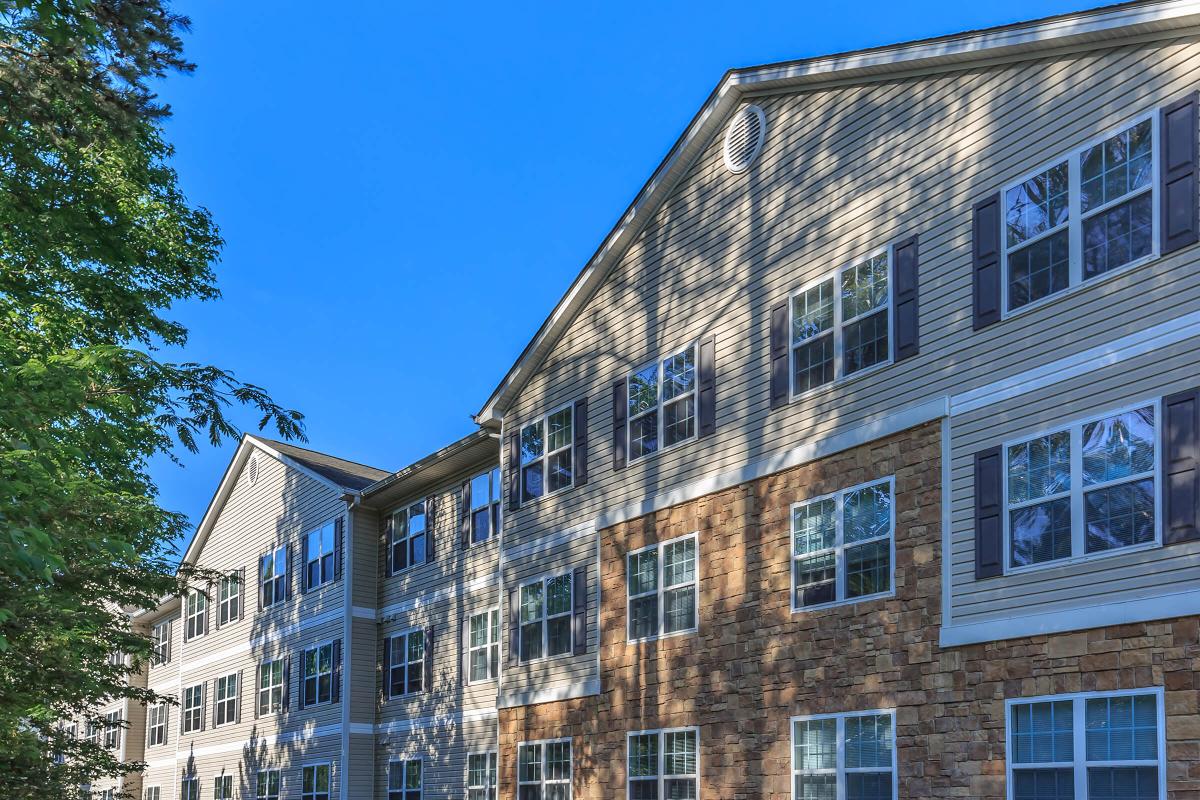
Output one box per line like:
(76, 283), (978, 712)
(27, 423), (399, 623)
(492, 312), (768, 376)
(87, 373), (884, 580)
(498, 421), (1200, 799)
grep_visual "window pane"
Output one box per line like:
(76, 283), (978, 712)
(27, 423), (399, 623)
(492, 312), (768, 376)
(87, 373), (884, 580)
(546, 576), (572, 616)
(521, 422), (544, 464)
(1080, 120), (1152, 213)
(846, 540), (890, 598)
(844, 483), (891, 543)
(664, 730), (697, 775)
(794, 553), (836, 608)
(664, 778), (697, 799)
(846, 772), (893, 800)
(629, 550), (658, 596)
(1085, 695), (1158, 761)
(1082, 193), (1153, 279)
(794, 718), (837, 770)
(520, 623), (542, 660)
(1009, 432), (1072, 504)
(630, 595), (658, 639)
(792, 334), (834, 393)
(470, 614), (489, 648)
(522, 463), (544, 502)
(1013, 768), (1075, 800)
(1007, 162), (1069, 246)
(472, 508), (491, 542)
(662, 539), (696, 588)
(663, 347), (695, 401)
(547, 408), (572, 453)
(547, 449), (573, 493)
(1011, 499), (1072, 567)
(629, 364), (659, 416)
(662, 396), (695, 447)
(1012, 701), (1074, 764)
(1086, 766), (1158, 800)
(630, 781), (659, 800)
(547, 616), (572, 656)
(1082, 408), (1155, 486)
(795, 775), (836, 800)
(793, 280), (835, 343)
(518, 746), (541, 783)
(630, 411), (659, 460)
(406, 761), (421, 789)
(845, 714), (892, 768)
(471, 473), (491, 510)
(408, 502), (425, 533)
(843, 310), (889, 375)
(545, 741), (571, 780)
(1008, 228), (1070, 310)
(841, 253), (889, 320)
(521, 583), (543, 623)
(629, 734), (658, 778)
(663, 585), (696, 633)
(794, 499), (837, 555)
(1085, 478), (1155, 554)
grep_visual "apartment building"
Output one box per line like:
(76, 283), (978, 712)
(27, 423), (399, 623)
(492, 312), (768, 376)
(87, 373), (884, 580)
(93, 2), (1200, 798)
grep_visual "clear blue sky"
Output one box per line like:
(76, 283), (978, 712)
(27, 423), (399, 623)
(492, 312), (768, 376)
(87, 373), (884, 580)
(151, 0), (1101, 555)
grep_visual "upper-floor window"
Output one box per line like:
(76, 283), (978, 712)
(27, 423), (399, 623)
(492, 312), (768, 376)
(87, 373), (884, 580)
(218, 572), (241, 627)
(182, 684), (203, 734)
(388, 758), (422, 800)
(792, 478), (894, 611)
(257, 658), (285, 716)
(386, 629), (424, 698)
(213, 776), (233, 800)
(793, 710), (896, 800)
(467, 752), (498, 800)
(103, 710), (121, 750)
(469, 468), (502, 543)
(181, 779), (199, 800)
(627, 534), (698, 642)
(305, 520), (335, 590)
(628, 728), (699, 800)
(85, 721), (99, 747)
(389, 500), (427, 574)
(256, 770), (281, 800)
(519, 573), (572, 663)
(521, 406), (574, 502)
(467, 608), (500, 683)
(1003, 115), (1155, 314)
(146, 703), (167, 747)
(184, 589), (207, 641)
(151, 619), (171, 666)
(628, 344), (695, 461)
(302, 642), (334, 706)
(302, 764), (331, 800)
(214, 672), (239, 726)
(260, 545), (287, 608)
(1006, 404), (1157, 571)
(518, 739), (572, 800)
(1008, 690), (1163, 800)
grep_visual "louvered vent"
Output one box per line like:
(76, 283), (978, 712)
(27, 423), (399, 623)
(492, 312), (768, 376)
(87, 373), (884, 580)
(248, 456), (259, 486)
(723, 104), (766, 174)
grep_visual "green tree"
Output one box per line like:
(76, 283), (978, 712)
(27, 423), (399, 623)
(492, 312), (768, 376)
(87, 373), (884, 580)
(0, 2), (304, 796)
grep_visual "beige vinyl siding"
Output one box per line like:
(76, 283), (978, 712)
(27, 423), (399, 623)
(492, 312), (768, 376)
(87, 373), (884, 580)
(348, 732), (376, 799)
(502, 34), (1200, 560)
(179, 733), (342, 799)
(947, 335), (1200, 626)
(375, 715), (497, 798)
(349, 617), (378, 726)
(352, 506), (381, 609)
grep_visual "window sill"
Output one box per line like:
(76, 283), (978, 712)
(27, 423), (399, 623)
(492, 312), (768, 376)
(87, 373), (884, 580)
(787, 357), (894, 408)
(466, 676), (498, 687)
(790, 588), (895, 614)
(1005, 539), (1161, 578)
(1000, 250), (1159, 323)
(627, 627), (697, 645)
(518, 651), (574, 667)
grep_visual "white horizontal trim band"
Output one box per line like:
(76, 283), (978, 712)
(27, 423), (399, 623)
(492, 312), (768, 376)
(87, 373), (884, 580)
(351, 606), (375, 620)
(376, 707), (498, 736)
(498, 678), (601, 709)
(378, 573), (500, 622)
(170, 723), (342, 760)
(178, 608), (343, 674)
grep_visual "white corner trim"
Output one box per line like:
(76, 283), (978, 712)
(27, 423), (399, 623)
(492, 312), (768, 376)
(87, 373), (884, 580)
(498, 678), (601, 709)
(501, 521), (597, 562)
(595, 396), (949, 530)
(377, 572), (500, 622)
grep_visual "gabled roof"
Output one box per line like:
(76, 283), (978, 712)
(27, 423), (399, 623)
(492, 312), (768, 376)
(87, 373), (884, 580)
(474, 0), (1200, 425)
(256, 437), (390, 491)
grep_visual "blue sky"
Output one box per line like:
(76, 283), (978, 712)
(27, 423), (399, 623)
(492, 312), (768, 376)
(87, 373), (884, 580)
(151, 0), (1100, 554)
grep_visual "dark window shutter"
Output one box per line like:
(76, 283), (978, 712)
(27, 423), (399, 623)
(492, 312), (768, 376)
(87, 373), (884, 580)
(382, 636), (392, 701)
(507, 587), (519, 666)
(460, 481), (472, 550)
(892, 234), (920, 360)
(1161, 93), (1199, 255)
(235, 670), (242, 724)
(423, 626), (434, 693)
(384, 515), (394, 576)
(506, 431), (520, 512)
(284, 544), (294, 601)
(574, 397), (589, 487)
(334, 517), (344, 582)
(459, 616), (468, 686)
(297, 650), (305, 710)
(300, 534), (309, 594)
(332, 640), (342, 703)
(282, 658), (290, 711)
(972, 193), (1002, 330)
(257, 556), (264, 611)
(974, 446), (1004, 579)
(253, 664), (261, 719)
(612, 379), (628, 471)
(572, 565), (588, 656)
(200, 683), (207, 731)
(1164, 387), (1200, 544)
(697, 336), (716, 438)
(425, 497), (437, 563)
(238, 568), (246, 621)
(769, 300), (790, 408)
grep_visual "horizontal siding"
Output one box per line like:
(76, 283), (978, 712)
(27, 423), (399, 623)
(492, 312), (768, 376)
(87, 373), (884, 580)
(376, 716), (497, 798)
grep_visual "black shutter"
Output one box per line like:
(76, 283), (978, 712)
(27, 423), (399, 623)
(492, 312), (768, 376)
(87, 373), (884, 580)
(974, 446), (1004, 579)
(200, 683), (207, 731)
(332, 640), (342, 703)
(257, 556), (264, 611)
(334, 517), (344, 582)
(423, 626), (434, 693)
(507, 431), (520, 512)
(284, 544), (293, 601)
(425, 497), (437, 563)
(574, 398), (589, 487)
(382, 636), (392, 701)
(253, 664), (261, 719)
(972, 193), (1002, 330)
(459, 616), (468, 686)
(769, 300), (790, 409)
(282, 657), (290, 711)
(384, 515), (394, 576)
(612, 379), (628, 471)
(460, 480), (472, 551)
(1161, 93), (1200, 255)
(297, 650), (306, 710)
(572, 566), (588, 656)
(1164, 387), (1200, 544)
(507, 587), (519, 666)
(300, 534), (309, 594)
(892, 234), (920, 360)
(697, 336), (716, 438)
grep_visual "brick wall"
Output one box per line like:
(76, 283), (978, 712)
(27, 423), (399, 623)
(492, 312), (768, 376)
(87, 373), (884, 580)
(498, 421), (1200, 799)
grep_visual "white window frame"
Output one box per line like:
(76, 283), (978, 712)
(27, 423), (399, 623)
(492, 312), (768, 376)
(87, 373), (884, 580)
(519, 403), (576, 504)
(626, 342), (698, 464)
(790, 476), (896, 613)
(626, 727), (701, 800)
(180, 778), (199, 800)
(386, 627), (425, 698)
(517, 572), (574, 664)
(181, 683), (203, 734)
(467, 750), (498, 800)
(256, 769), (281, 800)
(387, 757), (423, 800)
(260, 545), (287, 608)
(517, 738), (572, 800)
(790, 709), (897, 800)
(301, 763), (332, 800)
(103, 710), (121, 750)
(1001, 110), (1160, 319)
(146, 703), (167, 747)
(302, 640), (335, 707)
(626, 532), (699, 643)
(467, 607), (500, 684)
(213, 774), (234, 800)
(1002, 399), (1162, 575)
(258, 658), (284, 716)
(389, 499), (428, 576)
(184, 589), (206, 641)
(214, 671), (239, 727)
(469, 467), (502, 543)
(1004, 688), (1166, 800)
(151, 619), (172, 666)
(144, 787), (161, 800)
(218, 572), (241, 627)
(788, 243), (895, 400)
(305, 519), (336, 590)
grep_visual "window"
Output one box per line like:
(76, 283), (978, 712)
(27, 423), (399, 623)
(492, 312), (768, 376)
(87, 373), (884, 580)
(470, 467), (502, 542)
(85, 721), (99, 747)
(305, 520), (335, 590)
(302, 764), (331, 800)
(184, 589), (207, 641)
(792, 710), (896, 800)
(627, 534), (698, 641)
(388, 759), (422, 800)
(181, 778), (199, 800)
(386, 629), (424, 697)
(792, 478), (894, 611)
(468, 752), (498, 800)
(1007, 690), (1164, 800)
(182, 684), (203, 734)
(100, 790), (114, 800)
(518, 739), (572, 800)
(147, 704), (167, 747)
(389, 500), (427, 574)
(260, 545), (287, 608)
(151, 619), (171, 666)
(57, 722), (76, 763)
(468, 609), (500, 683)
(1003, 115), (1155, 314)
(103, 711), (120, 750)
(518, 574), (572, 662)
(257, 770), (281, 800)
(521, 406), (574, 502)
(214, 672), (239, 726)
(627, 345), (696, 461)
(144, 787), (161, 800)
(218, 572), (241, 626)
(627, 728), (699, 800)
(213, 775), (233, 800)
(258, 658), (284, 716)
(303, 643), (334, 706)
(1006, 404), (1158, 570)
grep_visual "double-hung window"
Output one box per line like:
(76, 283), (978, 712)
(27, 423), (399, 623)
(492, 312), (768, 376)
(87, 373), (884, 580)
(184, 589), (207, 641)
(302, 764), (331, 800)
(790, 249), (891, 396)
(213, 775), (233, 800)
(521, 406), (574, 502)
(389, 501), (427, 574)
(305, 520), (335, 589)
(146, 704), (167, 747)
(180, 779), (199, 800)
(627, 534), (697, 641)
(470, 468), (502, 543)
(214, 672), (238, 726)
(303, 643), (334, 706)
(518, 574), (572, 662)
(628, 345), (696, 461)
(103, 711), (120, 750)
(144, 787), (161, 800)
(218, 572), (241, 626)
(151, 619), (171, 666)
(386, 629), (424, 697)
(792, 478), (894, 610)
(85, 721), (100, 747)
(468, 609), (500, 683)
(256, 770), (281, 800)
(518, 739), (572, 800)
(793, 710), (896, 800)
(388, 759), (422, 800)
(1006, 404), (1157, 570)
(468, 752), (498, 800)
(260, 545), (287, 608)
(1007, 690), (1164, 800)
(627, 728), (699, 800)
(182, 684), (203, 734)
(258, 658), (284, 715)
(1003, 115), (1155, 314)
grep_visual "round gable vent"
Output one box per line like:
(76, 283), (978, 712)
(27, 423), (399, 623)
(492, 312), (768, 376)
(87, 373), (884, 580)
(248, 455), (259, 486)
(723, 104), (766, 174)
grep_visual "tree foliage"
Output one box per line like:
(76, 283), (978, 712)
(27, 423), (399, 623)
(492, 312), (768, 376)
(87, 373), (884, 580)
(0, 2), (304, 796)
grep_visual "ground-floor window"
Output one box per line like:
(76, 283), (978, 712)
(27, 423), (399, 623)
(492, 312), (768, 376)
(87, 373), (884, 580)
(256, 769), (280, 800)
(143, 787), (161, 800)
(468, 752), (498, 800)
(388, 758), (422, 800)
(518, 739), (572, 799)
(628, 727), (699, 799)
(792, 710), (896, 799)
(213, 774), (233, 800)
(302, 764), (331, 800)
(1007, 689), (1164, 800)
(180, 778), (199, 800)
